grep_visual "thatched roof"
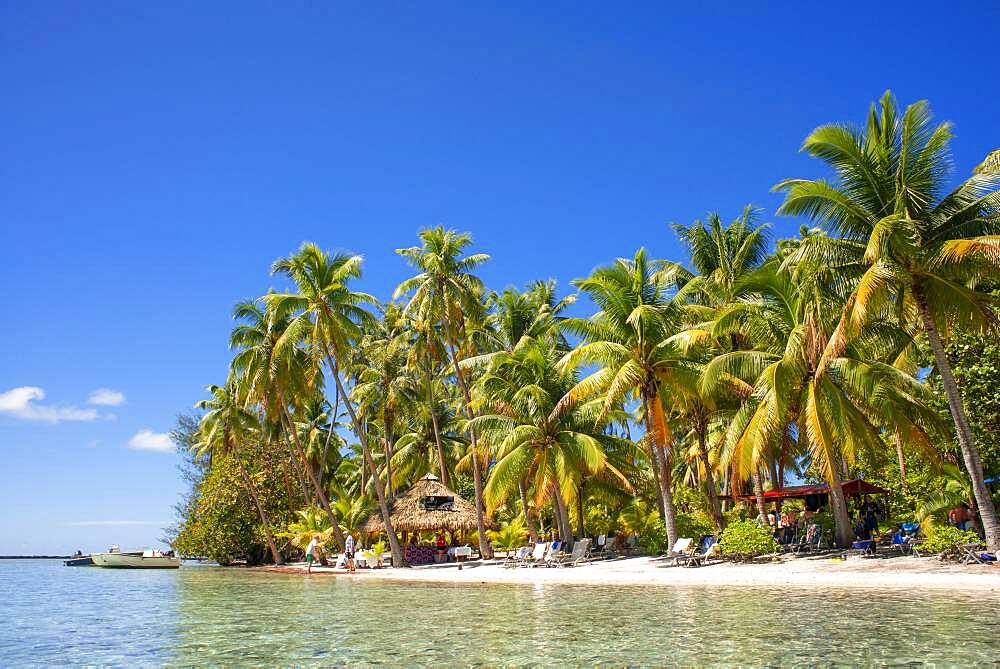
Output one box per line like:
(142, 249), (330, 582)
(360, 473), (486, 534)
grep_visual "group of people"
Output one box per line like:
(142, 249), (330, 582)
(757, 506), (819, 545)
(304, 532), (356, 573)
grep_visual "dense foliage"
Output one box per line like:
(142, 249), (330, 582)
(168, 92), (1000, 565)
(718, 520), (781, 560)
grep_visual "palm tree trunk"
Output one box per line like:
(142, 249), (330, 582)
(445, 340), (493, 559)
(327, 365), (406, 567)
(826, 470), (853, 548)
(697, 428), (725, 530)
(519, 478), (539, 543)
(382, 407), (395, 501)
(576, 483), (586, 539)
(645, 392), (678, 548)
(894, 430), (909, 495)
(752, 469), (768, 522)
(426, 336), (452, 488)
(234, 452), (284, 564)
(914, 285), (1000, 551)
(550, 481), (573, 546)
(318, 363), (341, 488)
(278, 398), (347, 551)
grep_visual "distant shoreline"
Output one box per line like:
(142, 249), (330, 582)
(0, 555), (69, 559)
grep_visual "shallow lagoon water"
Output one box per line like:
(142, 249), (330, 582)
(2, 559), (999, 666)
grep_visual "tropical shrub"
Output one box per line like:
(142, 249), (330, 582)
(489, 518), (529, 551)
(718, 519), (780, 561)
(921, 525), (981, 558)
(675, 512), (714, 541)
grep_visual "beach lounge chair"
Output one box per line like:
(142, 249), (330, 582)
(521, 542), (548, 567)
(555, 538), (591, 567)
(503, 546), (531, 568)
(539, 540), (563, 567)
(680, 535), (718, 567)
(960, 544), (995, 565)
(666, 537), (694, 566)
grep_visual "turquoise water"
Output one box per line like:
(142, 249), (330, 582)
(2, 559), (999, 666)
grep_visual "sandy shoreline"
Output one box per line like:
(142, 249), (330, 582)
(253, 554), (1000, 592)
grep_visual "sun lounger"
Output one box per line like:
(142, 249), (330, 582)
(539, 540), (563, 567)
(960, 543), (994, 564)
(521, 542), (548, 567)
(555, 538), (591, 567)
(503, 546), (531, 568)
(666, 537), (694, 566)
(680, 535), (718, 567)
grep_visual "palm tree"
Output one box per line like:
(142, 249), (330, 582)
(193, 382), (284, 564)
(704, 259), (943, 546)
(559, 248), (694, 547)
(775, 91), (1000, 549)
(394, 226), (493, 558)
(473, 340), (632, 545)
(229, 298), (349, 551)
(270, 243), (405, 566)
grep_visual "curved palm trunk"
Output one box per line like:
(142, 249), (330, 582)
(446, 341), (493, 559)
(233, 453), (284, 565)
(646, 392), (678, 548)
(382, 407), (395, 501)
(278, 399), (347, 551)
(519, 478), (540, 543)
(752, 469), (768, 523)
(826, 470), (853, 548)
(697, 428), (725, 530)
(426, 336), (451, 488)
(550, 481), (574, 546)
(894, 430), (909, 495)
(329, 369), (406, 567)
(318, 365), (341, 488)
(915, 286), (1000, 551)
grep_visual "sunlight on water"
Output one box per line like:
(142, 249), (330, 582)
(2, 559), (999, 666)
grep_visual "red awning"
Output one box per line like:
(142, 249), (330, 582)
(723, 479), (889, 501)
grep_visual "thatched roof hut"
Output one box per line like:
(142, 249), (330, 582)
(361, 473), (486, 535)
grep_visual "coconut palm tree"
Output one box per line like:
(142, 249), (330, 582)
(193, 382), (284, 564)
(473, 340), (632, 545)
(269, 243), (405, 566)
(704, 259), (943, 546)
(559, 248), (694, 547)
(229, 298), (349, 551)
(775, 91), (1000, 549)
(394, 226), (493, 558)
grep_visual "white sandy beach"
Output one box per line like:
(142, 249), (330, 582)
(262, 554), (1000, 592)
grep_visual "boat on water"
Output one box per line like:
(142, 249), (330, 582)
(91, 546), (180, 569)
(64, 552), (94, 566)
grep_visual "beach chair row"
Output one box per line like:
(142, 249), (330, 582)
(503, 539), (591, 568)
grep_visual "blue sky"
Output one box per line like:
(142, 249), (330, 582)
(2, 2), (997, 554)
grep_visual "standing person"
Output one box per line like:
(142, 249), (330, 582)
(435, 532), (447, 563)
(305, 534), (319, 574)
(345, 532), (356, 572)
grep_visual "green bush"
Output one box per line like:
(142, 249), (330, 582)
(921, 525), (981, 557)
(675, 512), (714, 540)
(718, 519), (780, 561)
(636, 523), (668, 555)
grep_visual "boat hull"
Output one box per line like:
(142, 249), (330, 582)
(91, 553), (180, 569)
(64, 556), (94, 566)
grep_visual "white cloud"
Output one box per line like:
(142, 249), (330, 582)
(61, 520), (168, 527)
(87, 388), (126, 406)
(128, 429), (174, 453)
(0, 386), (99, 423)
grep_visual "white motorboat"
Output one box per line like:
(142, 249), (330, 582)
(91, 547), (180, 569)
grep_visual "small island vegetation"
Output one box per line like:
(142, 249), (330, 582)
(168, 91), (1000, 568)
